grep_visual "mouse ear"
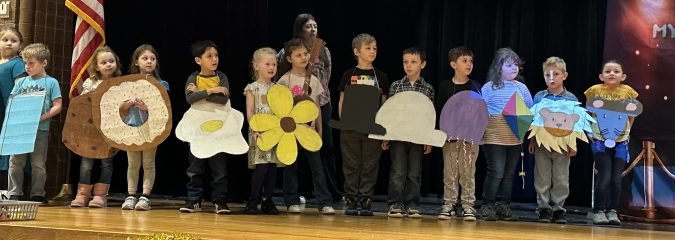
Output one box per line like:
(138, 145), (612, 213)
(592, 99), (604, 108)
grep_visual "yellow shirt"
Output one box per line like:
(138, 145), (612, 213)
(584, 84), (639, 142)
(196, 75), (220, 91)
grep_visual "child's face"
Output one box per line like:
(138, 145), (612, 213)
(287, 47), (309, 70)
(402, 53), (426, 78)
(599, 62), (625, 87)
(23, 57), (47, 77)
(95, 51), (118, 79)
(450, 55), (473, 77)
(136, 50), (157, 75)
(255, 54), (277, 80)
(0, 31), (21, 57)
(302, 19), (318, 40)
(543, 66), (567, 90)
(196, 47), (219, 72)
(501, 59), (519, 81)
(354, 41), (377, 64)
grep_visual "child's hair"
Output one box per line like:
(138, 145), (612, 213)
(87, 46), (122, 80)
(292, 13), (316, 39)
(128, 44), (161, 80)
(191, 40), (218, 58)
(448, 46), (473, 63)
(600, 59), (624, 73)
(542, 56), (566, 72)
(250, 47), (277, 81)
(351, 33), (376, 50)
(0, 26), (23, 43)
(20, 43), (50, 62)
(276, 38), (307, 78)
(402, 47), (426, 62)
(486, 48), (523, 89)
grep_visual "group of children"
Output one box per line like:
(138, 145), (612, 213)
(0, 23), (638, 226)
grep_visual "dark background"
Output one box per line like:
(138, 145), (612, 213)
(75, 0), (614, 207)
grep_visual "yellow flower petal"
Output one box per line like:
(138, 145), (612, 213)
(256, 127), (284, 151)
(276, 132), (298, 165)
(268, 85), (294, 117)
(289, 100), (319, 124)
(294, 124), (322, 151)
(250, 114), (280, 132)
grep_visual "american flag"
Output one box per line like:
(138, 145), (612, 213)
(65, 0), (105, 98)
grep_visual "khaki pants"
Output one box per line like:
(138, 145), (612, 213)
(534, 145), (570, 212)
(442, 141), (479, 209)
(127, 148), (157, 195)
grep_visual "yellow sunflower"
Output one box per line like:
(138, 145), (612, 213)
(249, 85), (322, 165)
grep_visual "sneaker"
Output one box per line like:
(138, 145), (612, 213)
(495, 204), (519, 221)
(388, 203), (405, 218)
(552, 210), (567, 224)
(360, 197), (373, 216)
(344, 196), (358, 216)
(9, 195), (21, 201)
(462, 207), (477, 221)
(30, 196), (46, 204)
(538, 209), (552, 223)
(592, 210), (609, 225)
(407, 208), (422, 218)
(244, 201), (258, 214)
(179, 201), (202, 213)
(121, 196), (137, 210)
(320, 206), (336, 215)
(214, 202), (231, 214)
(606, 209), (621, 225)
(480, 204), (498, 221)
(437, 204), (455, 220)
(261, 198), (279, 215)
(287, 204), (302, 214)
(299, 195), (306, 204)
(134, 196), (151, 211)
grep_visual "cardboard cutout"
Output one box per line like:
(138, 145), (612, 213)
(62, 94), (119, 158)
(176, 101), (248, 158)
(586, 96), (643, 148)
(328, 84), (386, 135)
(502, 92), (534, 141)
(0, 92), (46, 155)
(440, 91), (489, 144)
(528, 99), (595, 153)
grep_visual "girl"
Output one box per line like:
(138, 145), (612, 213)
(70, 46), (122, 208)
(277, 39), (334, 215)
(244, 47), (281, 215)
(0, 27), (25, 190)
(120, 44), (170, 211)
(479, 48), (533, 221)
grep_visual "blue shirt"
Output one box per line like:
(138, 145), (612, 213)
(11, 75), (62, 131)
(533, 88), (578, 104)
(0, 57), (25, 121)
(481, 80), (533, 115)
(125, 79), (170, 126)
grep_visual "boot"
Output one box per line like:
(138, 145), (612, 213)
(49, 184), (73, 206)
(88, 183), (110, 208)
(70, 184), (93, 207)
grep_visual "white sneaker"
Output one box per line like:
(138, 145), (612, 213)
(320, 206), (336, 215)
(287, 204), (302, 213)
(134, 196), (151, 211)
(437, 204), (454, 220)
(299, 196), (306, 204)
(121, 196), (137, 210)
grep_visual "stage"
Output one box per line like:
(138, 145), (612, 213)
(1, 201), (673, 240)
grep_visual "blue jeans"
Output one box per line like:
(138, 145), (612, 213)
(320, 103), (342, 198)
(284, 149), (332, 208)
(481, 144), (521, 204)
(8, 131), (49, 197)
(387, 141), (423, 207)
(79, 157), (114, 184)
(186, 152), (228, 202)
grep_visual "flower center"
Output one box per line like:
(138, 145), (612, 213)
(280, 117), (296, 133)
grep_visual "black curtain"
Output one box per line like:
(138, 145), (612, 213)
(88, 0), (607, 206)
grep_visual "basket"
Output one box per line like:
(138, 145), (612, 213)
(0, 200), (40, 221)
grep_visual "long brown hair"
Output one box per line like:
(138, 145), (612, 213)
(87, 46), (122, 80)
(128, 44), (161, 80)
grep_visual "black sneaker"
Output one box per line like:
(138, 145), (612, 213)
(387, 203), (405, 218)
(495, 204), (519, 221)
(345, 196), (358, 216)
(360, 197), (373, 216)
(214, 201), (231, 214)
(30, 196), (47, 204)
(538, 209), (552, 223)
(260, 198), (279, 215)
(179, 200), (202, 213)
(244, 201), (259, 214)
(552, 210), (567, 224)
(480, 204), (498, 221)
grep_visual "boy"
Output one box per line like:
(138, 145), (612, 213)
(436, 47), (482, 221)
(179, 40), (231, 214)
(382, 47), (434, 218)
(7, 43), (62, 203)
(337, 33), (389, 216)
(527, 56), (578, 224)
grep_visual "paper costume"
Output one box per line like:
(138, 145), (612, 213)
(62, 94), (119, 158)
(586, 96), (643, 148)
(528, 98), (595, 153)
(0, 92), (46, 155)
(328, 84), (386, 135)
(439, 90), (489, 144)
(502, 92), (534, 141)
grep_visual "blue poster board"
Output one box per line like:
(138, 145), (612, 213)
(0, 92), (46, 155)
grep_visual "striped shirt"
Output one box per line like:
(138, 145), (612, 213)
(533, 88), (578, 104)
(481, 80), (533, 145)
(388, 76), (435, 101)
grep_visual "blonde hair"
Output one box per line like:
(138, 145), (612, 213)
(351, 33), (376, 50)
(542, 56), (567, 73)
(250, 47), (277, 81)
(21, 43), (50, 62)
(87, 46), (122, 80)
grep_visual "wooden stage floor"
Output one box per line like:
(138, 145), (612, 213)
(1, 204), (674, 240)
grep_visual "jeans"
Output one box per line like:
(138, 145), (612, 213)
(593, 145), (626, 210)
(320, 103), (342, 198)
(340, 130), (382, 200)
(481, 144), (521, 204)
(283, 149), (332, 208)
(8, 131), (49, 197)
(79, 157), (114, 184)
(186, 152), (228, 202)
(387, 141), (423, 207)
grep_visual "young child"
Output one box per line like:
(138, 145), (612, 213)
(7, 43), (62, 202)
(277, 39), (334, 215)
(178, 40), (231, 214)
(244, 47), (280, 215)
(480, 48), (533, 221)
(436, 47), (482, 221)
(528, 57), (578, 224)
(337, 33), (390, 216)
(70, 46), (121, 208)
(120, 44), (170, 211)
(382, 47), (434, 218)
(0, 27), (25, 190)
(585, 60), (638, 225)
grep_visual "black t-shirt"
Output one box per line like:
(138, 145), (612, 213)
(435, 78), (481, 112)
(338, 67), (390, 96)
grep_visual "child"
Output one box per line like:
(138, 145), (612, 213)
(382, 47), (434, 218)
(337, 33), (390, 216)
(244, 47), (280, 215)
(120, 44), (170, 211)
(436, 47), (482, 221)
(479, 48), (533, 221)
(70, 46), (121, 208)
(0, 27), (25, 190)
(7, 43), (62, 202)
(178, 40), (231, 214)
(277, 39), (334, 215)
(528, 57), (578, 224)
(585, 60), (638, 225)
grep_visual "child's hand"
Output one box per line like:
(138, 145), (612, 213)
(252, 131), (261, 141)
(135, 98), (148, 111)
(381, 140), (390, 150)
(208, 86), (229, 95)
(567, 149), (577, 157)
(423, 145), (432, 154)
(186, 83), (197, 92)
